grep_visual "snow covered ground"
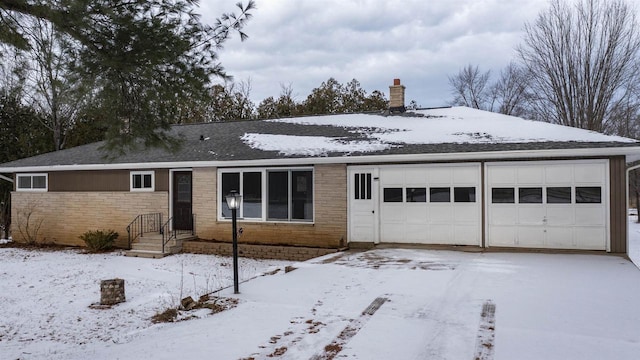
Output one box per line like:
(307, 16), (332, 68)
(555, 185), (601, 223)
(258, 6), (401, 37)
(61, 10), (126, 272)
(2, 229), (640, 359)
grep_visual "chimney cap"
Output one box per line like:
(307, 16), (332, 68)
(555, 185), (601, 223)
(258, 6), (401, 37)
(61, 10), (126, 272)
(393, 78), (401, 86)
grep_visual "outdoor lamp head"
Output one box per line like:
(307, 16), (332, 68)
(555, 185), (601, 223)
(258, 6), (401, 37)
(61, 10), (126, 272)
(225, 190), (242, 210)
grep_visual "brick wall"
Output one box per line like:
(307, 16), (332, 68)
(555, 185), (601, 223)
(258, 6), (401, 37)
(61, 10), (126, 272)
(11, 191), (168, 247)
(194, 164), (348, 249)
(182, 240), (339, 261)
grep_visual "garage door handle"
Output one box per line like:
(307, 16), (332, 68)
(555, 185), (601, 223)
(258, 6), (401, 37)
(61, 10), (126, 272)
(372, 210), (375, 214)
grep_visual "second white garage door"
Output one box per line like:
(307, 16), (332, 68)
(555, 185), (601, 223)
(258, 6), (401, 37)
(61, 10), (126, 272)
(486, 160), (609, 250)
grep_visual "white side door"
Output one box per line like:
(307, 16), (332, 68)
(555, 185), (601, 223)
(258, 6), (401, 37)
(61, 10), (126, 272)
(348, 167), (378, 243)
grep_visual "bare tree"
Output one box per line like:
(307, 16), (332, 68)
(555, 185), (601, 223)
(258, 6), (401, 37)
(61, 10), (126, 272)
(490, 62), (531, 117)
(518, 0), (640, 132)
(448, 64), (491, 110)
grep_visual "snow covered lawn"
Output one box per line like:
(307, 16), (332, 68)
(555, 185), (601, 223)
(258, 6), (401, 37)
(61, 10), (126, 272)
(2, 245), (640, 359)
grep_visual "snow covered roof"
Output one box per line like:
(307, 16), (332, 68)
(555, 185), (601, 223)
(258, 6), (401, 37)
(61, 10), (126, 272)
(1, 106), (639, 171)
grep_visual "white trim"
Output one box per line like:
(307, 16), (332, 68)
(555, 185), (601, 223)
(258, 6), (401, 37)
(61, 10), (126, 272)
(130, 171), (155, 192)
(2, 146), (640, 173)
(16, 173), (48, 192)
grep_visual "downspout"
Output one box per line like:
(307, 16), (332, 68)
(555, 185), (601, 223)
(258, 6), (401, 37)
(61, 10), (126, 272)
(0, 174), (13, 183)
(625, 163), (640, 257)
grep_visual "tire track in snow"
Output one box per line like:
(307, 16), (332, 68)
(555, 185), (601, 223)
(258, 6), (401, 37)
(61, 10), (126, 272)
(473, 300), (496, 360)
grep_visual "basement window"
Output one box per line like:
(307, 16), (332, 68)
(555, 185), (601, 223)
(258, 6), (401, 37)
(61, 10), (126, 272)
(130, 171), (154, 192)
(16, 173), (48, 192)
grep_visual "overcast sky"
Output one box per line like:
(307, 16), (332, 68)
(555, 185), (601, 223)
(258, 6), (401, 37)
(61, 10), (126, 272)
(200, 0), (550, 108)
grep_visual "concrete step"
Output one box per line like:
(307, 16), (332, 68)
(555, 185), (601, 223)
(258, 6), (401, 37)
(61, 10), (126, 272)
(124, 250), (170, 259)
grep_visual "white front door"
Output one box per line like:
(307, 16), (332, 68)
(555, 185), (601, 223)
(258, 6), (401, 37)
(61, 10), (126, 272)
(348, 168), (378, 243)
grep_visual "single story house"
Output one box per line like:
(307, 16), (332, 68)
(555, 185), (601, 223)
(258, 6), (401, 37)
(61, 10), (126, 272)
(2, 80), (640, 256)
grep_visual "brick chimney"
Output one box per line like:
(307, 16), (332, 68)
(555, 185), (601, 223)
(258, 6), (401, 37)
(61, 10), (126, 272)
(389, 78), (405, 113)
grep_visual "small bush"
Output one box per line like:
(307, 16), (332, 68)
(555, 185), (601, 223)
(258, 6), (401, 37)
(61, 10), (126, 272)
(80, 229), (118, 252)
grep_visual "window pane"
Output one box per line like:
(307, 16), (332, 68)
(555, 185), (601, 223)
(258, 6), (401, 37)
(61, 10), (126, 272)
(354, 174), (361, 200)
(268, 171), (289, 219)
(18, 176), (32, 189)
(142, 174), (152, 188)
(430, 187), (450, 202)
(576, 187), (601, 203)
(366, 174), (372, 199)
(519, 187), (542, 204)
(547, 187), (571, 204)
(406, 187), (426, 202)
(243, 172), (262, 218)
(454, 187), (475, 202)
(492, 188), (514, 203)
(221, 172), (240, 217)
(292, 171), (312, 221)
(133, 174), (142, 189)
(32, 176), (46, 189)
(176, 174), (191, 203)
(383, 188), (403, 202)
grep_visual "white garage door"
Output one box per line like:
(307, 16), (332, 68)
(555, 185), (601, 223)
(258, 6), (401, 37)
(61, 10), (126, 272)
(348, 164), (481, 245)
(486, 160), (609, 250)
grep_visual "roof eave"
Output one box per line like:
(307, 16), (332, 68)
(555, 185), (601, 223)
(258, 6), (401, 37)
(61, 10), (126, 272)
(2, 146), (640, 173)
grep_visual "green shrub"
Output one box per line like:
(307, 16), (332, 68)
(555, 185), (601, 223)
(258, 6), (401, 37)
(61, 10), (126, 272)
(80, 229), (119, 252)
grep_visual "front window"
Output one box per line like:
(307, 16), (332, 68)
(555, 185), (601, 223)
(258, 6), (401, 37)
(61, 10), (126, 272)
(16, 173), (48, 191)
(220, 168), (313, 222)
(130, 171), (154, 192)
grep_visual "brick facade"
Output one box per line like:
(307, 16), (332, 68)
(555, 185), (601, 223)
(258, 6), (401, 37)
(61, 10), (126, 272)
(182, 240), (339, 261)
(10, 164), (347, 250)
(11, 191), (168, 247)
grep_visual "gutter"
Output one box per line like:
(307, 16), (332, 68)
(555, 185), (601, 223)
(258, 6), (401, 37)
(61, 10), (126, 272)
(1, 146), (640, 173)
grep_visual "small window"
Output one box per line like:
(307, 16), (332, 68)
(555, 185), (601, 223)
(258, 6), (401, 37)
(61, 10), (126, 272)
(519, 187), (542, 204)
(430, 187), (450, 202)
(454, 187), (476, 202)
(492, 188), (514, 203)
(354, 173), (372, 200)
(547, 187), (571, 204)
(16, 174), (48, 191)
(406, 188), (427, 202)
(576, 187), (601, 203)
(383, 188), (403, 202)
(130, 171), (154, 192)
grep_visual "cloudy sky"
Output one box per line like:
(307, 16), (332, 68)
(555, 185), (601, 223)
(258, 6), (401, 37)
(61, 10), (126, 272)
(200, 0), (550, 108)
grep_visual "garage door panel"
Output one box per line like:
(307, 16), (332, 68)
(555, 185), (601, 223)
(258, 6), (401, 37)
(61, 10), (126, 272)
(489, 227), (517, 246)
(453, 205), (479, 225)
(546, 206), (575, 225)
(429, 225), (453, 243)
(427, 168), (452, 184)
(517, 207), (545, 225)
(454, 225), (479, 245)
(488, 167), (515, 185)
(546, 227), (574, 248)
(405, 224), (429, 243)
(574, 207), (606, 226)
(404, 168), (427, 185)
(517, 167), (543, 184)
(453, 167), (479, 184)
(545, 165), (573, 183)
(575, 227), (606, 249)
(517, 227), (545, 247)
(405, 205), (427, 223)
(490, 206), (517, 225)
(428, 205), (453, 224)
(574, 164), (605, 184)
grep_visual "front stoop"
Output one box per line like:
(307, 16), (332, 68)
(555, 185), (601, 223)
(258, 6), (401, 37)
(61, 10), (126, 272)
(125, 233), (196, 259)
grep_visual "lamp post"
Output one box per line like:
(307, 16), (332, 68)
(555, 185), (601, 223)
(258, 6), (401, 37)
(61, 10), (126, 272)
(225, 190), (242, 294)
